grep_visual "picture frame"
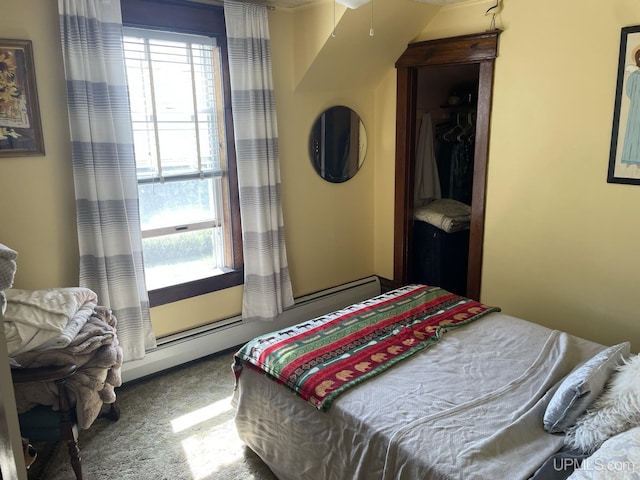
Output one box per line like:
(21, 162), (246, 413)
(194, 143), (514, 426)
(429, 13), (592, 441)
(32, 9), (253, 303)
(0, 39), (44, 157)
(608, 26), (640, 185)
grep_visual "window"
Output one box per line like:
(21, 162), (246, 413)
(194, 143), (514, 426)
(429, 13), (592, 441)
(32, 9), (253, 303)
(122, 0), (242, 307)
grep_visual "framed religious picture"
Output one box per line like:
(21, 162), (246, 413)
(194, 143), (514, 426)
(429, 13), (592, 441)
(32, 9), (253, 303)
(0, 39), (44, 157)
(608, 26), (640, 185)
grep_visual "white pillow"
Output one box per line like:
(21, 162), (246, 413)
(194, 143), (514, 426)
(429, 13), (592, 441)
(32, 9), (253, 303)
(567, 426), (640, 480)
(543, 342), (630, 433)
(565, 353), (640, 453)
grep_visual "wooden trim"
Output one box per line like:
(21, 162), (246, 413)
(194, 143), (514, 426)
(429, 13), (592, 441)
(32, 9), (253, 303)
(395, 31), (501, 68)
(121, 0), (226, 36)
(377, 276), (400, 293)
(393, 31), (500, 300)
(466, 60), (495, 301)
(393, 66), (416, 285)
(149, 269), (244, 307)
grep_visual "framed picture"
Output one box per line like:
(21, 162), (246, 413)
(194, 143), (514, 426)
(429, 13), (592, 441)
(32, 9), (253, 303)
(608, 26), (640, 185)
(0, 39), (44, 157)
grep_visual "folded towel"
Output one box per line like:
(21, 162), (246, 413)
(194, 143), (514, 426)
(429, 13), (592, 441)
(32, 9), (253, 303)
(414, 198), (471, 233)
(0, 243), (17, 292)
(4, 287), (98, 356)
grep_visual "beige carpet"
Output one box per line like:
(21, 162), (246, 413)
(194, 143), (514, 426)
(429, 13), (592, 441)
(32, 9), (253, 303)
(27, 349), (279, 480)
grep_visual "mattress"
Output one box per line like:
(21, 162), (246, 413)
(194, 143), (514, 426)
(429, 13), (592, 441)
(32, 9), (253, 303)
(233, 295), (605, 480)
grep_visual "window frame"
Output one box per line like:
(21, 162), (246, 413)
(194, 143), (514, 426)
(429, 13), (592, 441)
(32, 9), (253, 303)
(122, 0), (243, 307)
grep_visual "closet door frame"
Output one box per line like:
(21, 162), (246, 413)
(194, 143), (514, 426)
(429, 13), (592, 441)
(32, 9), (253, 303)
(393, 30), (500, 301)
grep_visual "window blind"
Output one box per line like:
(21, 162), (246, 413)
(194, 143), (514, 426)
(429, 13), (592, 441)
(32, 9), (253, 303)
(123, 27), (223, 184)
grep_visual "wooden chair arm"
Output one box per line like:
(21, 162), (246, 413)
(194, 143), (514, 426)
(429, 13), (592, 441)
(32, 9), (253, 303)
(11, 364), (78, 384)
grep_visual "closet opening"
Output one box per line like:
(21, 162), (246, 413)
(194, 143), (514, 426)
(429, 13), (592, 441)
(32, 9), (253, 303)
(393, 31), (500, 300)
(412, 65), (479, 297)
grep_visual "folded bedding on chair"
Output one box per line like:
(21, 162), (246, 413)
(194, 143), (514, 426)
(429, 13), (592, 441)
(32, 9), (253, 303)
(0, 243), (17, 315)
(3, 287), (97, 356)
(11, 306), (123, 430)
(0, 243), (17, 290)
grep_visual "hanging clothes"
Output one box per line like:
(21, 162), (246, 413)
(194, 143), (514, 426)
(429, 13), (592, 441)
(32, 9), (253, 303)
(449, 139), (474, 205)
(435, 113), (475, 205)
(414, 113), (441, 208)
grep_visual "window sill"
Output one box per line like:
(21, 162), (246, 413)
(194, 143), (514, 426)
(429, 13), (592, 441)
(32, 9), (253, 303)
(148, 269), (244, 307)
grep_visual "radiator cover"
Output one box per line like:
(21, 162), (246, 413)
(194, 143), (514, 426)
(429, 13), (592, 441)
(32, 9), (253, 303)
(121, 276), (381, 383)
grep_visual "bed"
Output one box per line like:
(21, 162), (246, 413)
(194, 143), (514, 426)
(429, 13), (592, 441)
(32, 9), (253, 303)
(232, 284), (635, 480)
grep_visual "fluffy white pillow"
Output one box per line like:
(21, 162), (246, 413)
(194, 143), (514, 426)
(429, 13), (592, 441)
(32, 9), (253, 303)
(543, 342), (630, 434)
(567, 426), (640, 479)
(565, 354), (640, 453)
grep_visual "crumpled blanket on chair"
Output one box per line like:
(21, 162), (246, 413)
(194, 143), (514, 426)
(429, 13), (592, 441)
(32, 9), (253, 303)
(4, 287), (98, 356)
(11, 306), (124, 430)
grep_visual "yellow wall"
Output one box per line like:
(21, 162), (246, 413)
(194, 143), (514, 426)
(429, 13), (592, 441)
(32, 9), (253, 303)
(0, 0), (78, 290)
(373, 67), (397, 279)
(0, 0), (376, 338)
(487, 0), (640, 351)
(405, 0), (640, 351)
(268, 6), (377, 299)
(2, 0), (640, 351)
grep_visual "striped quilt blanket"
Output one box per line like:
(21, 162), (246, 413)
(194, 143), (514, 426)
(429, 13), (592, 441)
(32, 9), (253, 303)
(233, 284), (500, 411)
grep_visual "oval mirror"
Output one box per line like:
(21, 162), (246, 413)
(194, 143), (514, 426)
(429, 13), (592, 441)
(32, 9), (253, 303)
(309, 106), (367, 183)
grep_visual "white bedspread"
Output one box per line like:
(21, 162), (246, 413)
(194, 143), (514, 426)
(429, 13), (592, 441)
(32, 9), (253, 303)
(233, 313), (604, 480)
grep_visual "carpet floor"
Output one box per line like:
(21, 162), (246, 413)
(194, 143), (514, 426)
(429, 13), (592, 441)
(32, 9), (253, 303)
(26, 349), (279, 480)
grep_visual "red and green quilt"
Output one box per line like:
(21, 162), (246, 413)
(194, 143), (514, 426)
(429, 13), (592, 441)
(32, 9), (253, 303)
(233, 284), (500, 411)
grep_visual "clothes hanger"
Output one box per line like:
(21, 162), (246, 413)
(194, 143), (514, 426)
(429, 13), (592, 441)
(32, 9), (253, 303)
(444, 113), (464, 141)
(457, 113), (475, 141)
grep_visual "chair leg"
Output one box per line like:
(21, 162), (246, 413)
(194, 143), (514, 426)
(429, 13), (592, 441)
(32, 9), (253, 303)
(57, 378), (83, 480)
(22, 438), (37, 469)
(66, 438), (83, 480)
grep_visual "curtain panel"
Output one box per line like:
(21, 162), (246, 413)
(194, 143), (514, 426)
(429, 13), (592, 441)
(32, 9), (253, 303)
(224, 0), (295, 321)
(58, 0), (156, 361)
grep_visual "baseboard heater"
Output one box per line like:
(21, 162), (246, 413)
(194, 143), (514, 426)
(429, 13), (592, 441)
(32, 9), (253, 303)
(121, 275), (381, 383)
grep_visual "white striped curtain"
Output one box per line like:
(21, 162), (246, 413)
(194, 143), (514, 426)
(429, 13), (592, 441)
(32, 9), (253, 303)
(224, 1), (295, 320)
(58, 0), (156, 360)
